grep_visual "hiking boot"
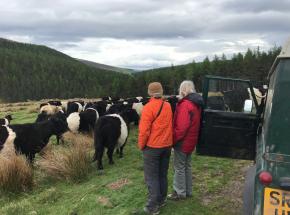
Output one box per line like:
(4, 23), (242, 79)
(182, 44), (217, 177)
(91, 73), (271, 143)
(167, 191), (186, 201)
(158, 198), (167, 208)
(159, 201), (166, 208)
(143, 206), (160, 215)
(131, 209), (146, 215)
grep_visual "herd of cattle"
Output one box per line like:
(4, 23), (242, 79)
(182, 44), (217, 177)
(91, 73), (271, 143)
(0, 96), (173, 170)
(0, 87), (266, 170)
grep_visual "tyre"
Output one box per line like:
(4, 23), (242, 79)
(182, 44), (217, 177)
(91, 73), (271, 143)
(243, 165), (256, 215)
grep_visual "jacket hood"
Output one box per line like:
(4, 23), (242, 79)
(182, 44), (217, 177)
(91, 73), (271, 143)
(183, 93), (204, 108)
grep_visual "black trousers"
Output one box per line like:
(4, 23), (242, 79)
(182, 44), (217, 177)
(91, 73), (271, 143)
(143, 147), (171, 211)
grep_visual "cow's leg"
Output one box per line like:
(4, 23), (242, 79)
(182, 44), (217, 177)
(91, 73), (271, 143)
(119, 145), (124, 158)
(119, 140), (128, 158)
(96, 145), (104, 170)
(27, 153), (35, 163)
(116, 148), (120, 154)
(107, 147), (114, 165)
(56, 135), (60, 145)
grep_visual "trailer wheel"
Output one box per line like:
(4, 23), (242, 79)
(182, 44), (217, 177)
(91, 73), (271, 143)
(243, 165), (256, 215)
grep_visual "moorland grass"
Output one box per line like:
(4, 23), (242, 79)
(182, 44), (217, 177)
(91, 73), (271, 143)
(0, 104), (252, 215)
(0, 153), (33, 193)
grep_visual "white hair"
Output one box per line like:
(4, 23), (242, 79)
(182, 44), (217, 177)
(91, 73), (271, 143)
(179, 80), (196, 98)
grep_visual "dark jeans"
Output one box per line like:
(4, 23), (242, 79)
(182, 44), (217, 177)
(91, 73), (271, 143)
(143, 147), (171, 211)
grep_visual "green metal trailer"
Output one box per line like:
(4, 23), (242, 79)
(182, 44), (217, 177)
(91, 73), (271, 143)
(196, 38), (290, 215)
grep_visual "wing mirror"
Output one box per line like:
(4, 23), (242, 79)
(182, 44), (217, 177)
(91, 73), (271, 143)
(244, 99), (253, 113)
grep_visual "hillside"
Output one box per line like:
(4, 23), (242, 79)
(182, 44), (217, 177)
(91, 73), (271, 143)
(77, 58), (138, 74)
(0, 38), (135, 102)
(0, 37), (282, 102)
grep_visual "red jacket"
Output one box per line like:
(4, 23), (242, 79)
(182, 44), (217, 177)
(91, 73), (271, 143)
(173, 93), (203, 154)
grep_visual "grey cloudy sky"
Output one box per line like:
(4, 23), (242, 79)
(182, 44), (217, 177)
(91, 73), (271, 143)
(1, 0), (289, 70)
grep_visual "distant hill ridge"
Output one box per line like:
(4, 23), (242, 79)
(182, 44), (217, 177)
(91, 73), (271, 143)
(0, 37), (282, 102)
(0, 38), (135, 102)
(77, 59), (138, 74)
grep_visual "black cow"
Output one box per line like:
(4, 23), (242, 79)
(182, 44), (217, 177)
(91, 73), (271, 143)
(167, 96), (179, 113)
(35, 110), (68, 144)
(102, 96), (112, 101)
(66, 108), (99, 134)
(0, 115), (12, 126)
(67, 101), (83, 115)
(93, 108), (139, 170)
(207, 96), (227, 111)
(0, 118), (68, 162)
(91, 101), (108, 116)
(223, 89), (249, 112)
(39, 100), (62, 108)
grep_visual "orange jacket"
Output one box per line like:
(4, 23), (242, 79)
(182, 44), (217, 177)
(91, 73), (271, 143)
(138, 98), (173, 150)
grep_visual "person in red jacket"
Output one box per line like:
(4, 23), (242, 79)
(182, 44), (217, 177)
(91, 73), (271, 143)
(168, 80), (203, 200)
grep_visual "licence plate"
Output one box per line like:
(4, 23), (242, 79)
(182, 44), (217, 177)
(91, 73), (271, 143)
(264, 187), (290, 214)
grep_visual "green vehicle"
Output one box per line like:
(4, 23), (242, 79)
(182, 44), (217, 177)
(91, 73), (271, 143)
(196, 38), (290, 215)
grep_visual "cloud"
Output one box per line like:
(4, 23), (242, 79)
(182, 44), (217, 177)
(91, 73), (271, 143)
(223, 0), (290, 13)
(58, 38), (200, 70)
(0, 0), (289, 70)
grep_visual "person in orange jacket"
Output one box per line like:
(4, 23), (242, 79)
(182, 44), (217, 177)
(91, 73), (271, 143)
(138, 82), (173, 214)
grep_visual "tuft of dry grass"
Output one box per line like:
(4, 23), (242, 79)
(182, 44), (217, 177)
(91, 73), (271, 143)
(37, 140), (93, 183)
(62, 132), (94, 150)
(38, 142), (54, 157)
(0, 153), (34, 193)
(27, 106), (38, 114)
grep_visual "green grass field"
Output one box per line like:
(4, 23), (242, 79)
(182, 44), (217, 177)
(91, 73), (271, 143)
(0, 106), (252, 215)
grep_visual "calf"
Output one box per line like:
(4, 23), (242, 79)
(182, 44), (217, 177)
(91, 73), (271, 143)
(0, 118), (68, 162)
(0, 115), (12, 126)
(93, 108), (139, 170)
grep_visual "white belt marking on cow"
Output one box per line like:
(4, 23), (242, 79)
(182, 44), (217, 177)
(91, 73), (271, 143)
(75, 102), (83, 113)
(1, 125), (16, 156)
(67, 112), (80, 133)
(107, 114), (128, 147)
(86, 108), (99, 121)
(106, 104), (112, 111)
(4, 118), (9, 126)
